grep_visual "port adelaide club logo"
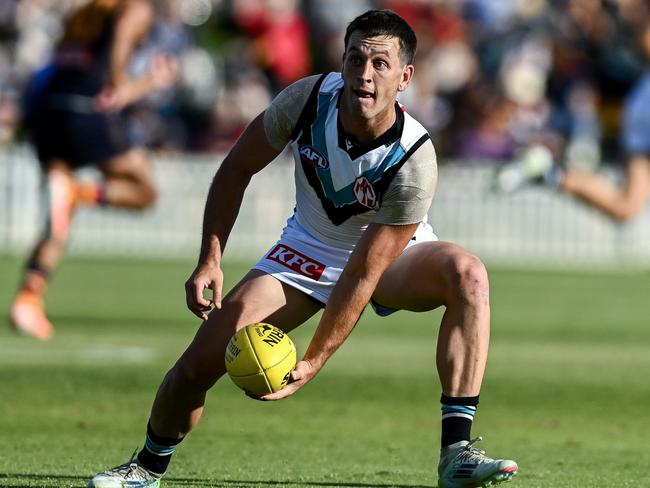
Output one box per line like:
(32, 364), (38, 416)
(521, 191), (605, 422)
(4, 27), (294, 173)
(353, 176), (377, 209)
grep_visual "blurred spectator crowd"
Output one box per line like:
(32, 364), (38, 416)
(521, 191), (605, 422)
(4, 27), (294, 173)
(1, 0), (650, 162)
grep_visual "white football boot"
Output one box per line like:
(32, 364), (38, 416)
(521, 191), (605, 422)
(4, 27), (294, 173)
(438, 436), (518, 488)
(87, 456), (161, 488)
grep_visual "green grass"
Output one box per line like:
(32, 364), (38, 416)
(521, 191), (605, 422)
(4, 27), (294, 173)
(0, 255), (649, 487)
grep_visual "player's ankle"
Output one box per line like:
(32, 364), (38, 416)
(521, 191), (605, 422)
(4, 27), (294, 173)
(76, 182), (108, 206)
(136, 449), (169, 477)
(135, 421), (184, 476)
(19, 266), (50, 297)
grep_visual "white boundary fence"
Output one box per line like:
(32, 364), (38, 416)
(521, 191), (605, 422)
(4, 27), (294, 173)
(2, 144), (650, 268)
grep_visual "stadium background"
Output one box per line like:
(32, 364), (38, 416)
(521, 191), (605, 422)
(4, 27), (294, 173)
(1, 2), (650, 487)
(2, 0), (650, 266)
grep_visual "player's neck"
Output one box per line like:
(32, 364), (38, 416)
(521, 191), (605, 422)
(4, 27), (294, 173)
(339, 99), (397, 144)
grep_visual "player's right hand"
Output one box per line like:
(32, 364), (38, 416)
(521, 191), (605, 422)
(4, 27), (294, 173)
(259, 359), (318, 401)
(184, 262), (223, 321)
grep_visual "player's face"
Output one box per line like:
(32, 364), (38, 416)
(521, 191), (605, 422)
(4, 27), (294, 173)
(341, 32), (414, 125)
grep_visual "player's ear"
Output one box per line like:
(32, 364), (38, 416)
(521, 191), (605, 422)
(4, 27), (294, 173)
(398, 64), (414, 92)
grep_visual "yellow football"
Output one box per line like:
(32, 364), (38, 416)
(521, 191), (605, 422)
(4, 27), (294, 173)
(224, 323), (297, 395)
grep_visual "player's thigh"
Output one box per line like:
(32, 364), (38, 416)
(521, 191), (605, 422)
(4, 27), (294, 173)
(100, 147), (152, 183)
(215, 269), (322, 333)
(372, 241), (484, 312)
(179, 270), (321, 379)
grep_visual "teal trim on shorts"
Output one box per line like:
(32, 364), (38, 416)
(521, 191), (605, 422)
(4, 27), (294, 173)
(370, 299), (398, 317)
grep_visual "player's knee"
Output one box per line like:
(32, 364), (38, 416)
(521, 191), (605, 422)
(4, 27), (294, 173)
(446, 253), (489, 306)
(134, 182), (157, 210)
(172, 355), (223, 393)
(140, 182), (157, 208)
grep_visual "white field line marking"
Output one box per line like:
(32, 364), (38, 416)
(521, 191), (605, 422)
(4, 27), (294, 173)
(0, 342), (156, 365)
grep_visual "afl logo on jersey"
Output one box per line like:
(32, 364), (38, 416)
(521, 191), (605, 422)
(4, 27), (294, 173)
(354, 176), (377, 209)
(299, 145), (329, 169)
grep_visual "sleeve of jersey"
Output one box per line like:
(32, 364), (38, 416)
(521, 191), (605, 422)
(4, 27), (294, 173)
(374, 139), (438, 225)
(262, 75), (321, 151)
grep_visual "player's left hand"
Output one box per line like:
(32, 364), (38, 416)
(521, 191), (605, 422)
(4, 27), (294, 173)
(258, 359), (318, 401)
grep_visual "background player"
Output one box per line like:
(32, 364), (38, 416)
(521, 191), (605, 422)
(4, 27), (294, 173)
(9, 0), (178, 339)
(496, 18), (650, 223)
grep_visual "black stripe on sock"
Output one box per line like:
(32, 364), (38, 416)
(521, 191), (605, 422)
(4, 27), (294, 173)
(441, 394), (479, 406)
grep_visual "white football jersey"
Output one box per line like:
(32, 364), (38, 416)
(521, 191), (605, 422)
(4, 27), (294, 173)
(268, 72), (436, 250)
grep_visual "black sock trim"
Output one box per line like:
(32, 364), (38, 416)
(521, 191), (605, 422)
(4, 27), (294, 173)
(440, 394), (480, 406)
(136, 422), (184, 476)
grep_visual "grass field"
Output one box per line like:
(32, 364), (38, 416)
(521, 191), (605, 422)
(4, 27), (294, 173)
(1, 254), (649, 487)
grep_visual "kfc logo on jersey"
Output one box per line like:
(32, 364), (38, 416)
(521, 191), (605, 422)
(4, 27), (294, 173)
(299, 145), (329, 169)
(353, 176), (377, 208)
(266, 244), (325, 280)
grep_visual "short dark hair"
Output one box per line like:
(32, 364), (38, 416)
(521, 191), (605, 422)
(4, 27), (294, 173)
(344, 9), (417, 65)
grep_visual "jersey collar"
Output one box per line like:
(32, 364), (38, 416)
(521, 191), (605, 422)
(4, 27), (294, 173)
(336, 95), (404, 161)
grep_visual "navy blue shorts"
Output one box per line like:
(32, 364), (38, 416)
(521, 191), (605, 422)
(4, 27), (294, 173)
(28, 99), (132, 169)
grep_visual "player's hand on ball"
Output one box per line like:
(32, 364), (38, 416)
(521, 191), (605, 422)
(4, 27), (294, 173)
(184, 261), (223, 320)
(259, 359), (317, 401)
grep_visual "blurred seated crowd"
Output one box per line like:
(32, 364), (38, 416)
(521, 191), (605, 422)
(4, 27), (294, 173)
(1, 0), (649, 162)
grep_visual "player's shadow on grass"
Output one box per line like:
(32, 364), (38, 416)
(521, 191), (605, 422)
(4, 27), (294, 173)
(0, 473), (436, 487)
(0, 472), (88, 487)
(152, 476), (435, 487)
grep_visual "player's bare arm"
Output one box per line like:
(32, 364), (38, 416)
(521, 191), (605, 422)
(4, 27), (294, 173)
(185, 113), (282, 319)
(98, 0), (177, 111)
(261, 221), (419, 400)
(561, 154), (650, 221)
(110, 0), (153, 85)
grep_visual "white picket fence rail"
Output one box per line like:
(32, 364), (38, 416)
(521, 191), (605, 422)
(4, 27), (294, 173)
(2, 144), (650, 268)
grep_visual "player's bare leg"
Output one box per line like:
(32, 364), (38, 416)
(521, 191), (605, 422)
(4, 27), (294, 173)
(88, 270), (321, 487)
(373, 241), (517, 487)
(10, 149), (157, 340)
(9, 161), (76, 340)
(99, 148), (157, 210)
(374, 241), (489, 395)
(150, 271), (321, 437)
